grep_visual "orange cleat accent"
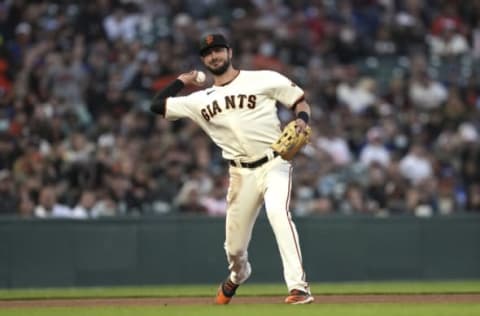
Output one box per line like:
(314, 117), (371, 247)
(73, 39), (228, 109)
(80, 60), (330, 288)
(215, 287), (232, 304)
(214, 278), (239, 305)
(285, 289), (314, 304)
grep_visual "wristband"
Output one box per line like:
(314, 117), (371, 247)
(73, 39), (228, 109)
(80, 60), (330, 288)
(297, 111), (309, 124)
(150, 79), (185, 115)
(165, 79), (185, 96)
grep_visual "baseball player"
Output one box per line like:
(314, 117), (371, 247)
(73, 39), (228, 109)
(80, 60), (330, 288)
(150, 33), (314, 305)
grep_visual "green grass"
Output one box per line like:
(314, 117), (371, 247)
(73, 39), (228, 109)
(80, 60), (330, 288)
(1, 304), (480, 316)
(0, 280), (479, 300)
(0, 281), (479, 316)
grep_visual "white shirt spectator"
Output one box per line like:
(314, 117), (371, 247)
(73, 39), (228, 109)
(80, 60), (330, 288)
(337, 78), (376, 114)
(399, 146), (433, 184)
(360, 144), (391, 168)
(70, 205), (89, 219)
(200, 196), (227, 217)
(34, 186), (80, 219)
(91, 198), (117, 217)
(428, 22), (469, 57)
(429, 34), (469, 56)
(103, 9), (139, 42)
(70, 191), (96, 219)
(316, 136), (352, 167)
(458, 122), (479, 143)
(409, 75), (448, 110)
(359, 127), (390, 168)
(34, 204), (75, 218)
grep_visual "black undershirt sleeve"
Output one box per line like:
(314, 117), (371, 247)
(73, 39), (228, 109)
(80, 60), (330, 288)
(150, 79), (185, 116)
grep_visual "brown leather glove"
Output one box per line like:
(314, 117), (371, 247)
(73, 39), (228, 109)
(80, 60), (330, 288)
(271, 121), (311, 160)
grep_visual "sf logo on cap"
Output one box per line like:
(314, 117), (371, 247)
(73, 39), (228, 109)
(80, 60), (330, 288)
(205, 35), (214, 45)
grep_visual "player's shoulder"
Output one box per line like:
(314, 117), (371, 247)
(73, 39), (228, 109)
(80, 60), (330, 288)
(242, 69), (286, 80)
(241, 69), (284, 78)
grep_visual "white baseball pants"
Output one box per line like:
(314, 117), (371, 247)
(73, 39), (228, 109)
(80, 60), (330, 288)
(224, 156), (310, 293)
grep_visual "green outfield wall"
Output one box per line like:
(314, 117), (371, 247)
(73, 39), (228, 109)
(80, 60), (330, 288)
(0, 214), (479, 288)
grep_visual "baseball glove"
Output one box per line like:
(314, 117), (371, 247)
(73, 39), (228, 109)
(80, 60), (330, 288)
(271, 121), (311, 161)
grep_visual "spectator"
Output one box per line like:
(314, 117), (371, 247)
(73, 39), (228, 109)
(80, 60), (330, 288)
(399, 143), (434, 185)
(437, 174), (457, 215)
(1, 0), (480, 217)
(316, 124), (353, 169)
(466, 183), (480, 212)
(339, 182), (367, 214)
(103, 6), (139, 43)
(459, 123), (480, 191)
(393, 0), (429, 55)
(383, 157), (409, 214)
(91, 191), (118, 218)
(71, 190), (96, 219)
(18, 190), (35, 218)
(409, 70), (448, 111)
(154, 159), (187, 212)
(0, 133), (17, 170)
(330, 22), (366, 64)
(336, 68), (377, 114)
(430, 2), (464, 36)
(174, 182), (207, 214)
(6, 22), (32, 70)
(34, 186), (73, 218)
(365, 163), (388, 213)
(406, 177), (437, 217)
(200, 177), (228, 217)
(0, 170), (17, 215)
(359, 127), (391, 168)
(428, 21), (469, 58)
(372, 25), (397, 56)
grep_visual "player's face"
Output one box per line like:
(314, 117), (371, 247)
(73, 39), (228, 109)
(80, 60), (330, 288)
(201, 47), (231, 76)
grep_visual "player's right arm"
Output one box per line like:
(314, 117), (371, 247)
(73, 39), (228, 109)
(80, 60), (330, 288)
(150, 71), (203, 117)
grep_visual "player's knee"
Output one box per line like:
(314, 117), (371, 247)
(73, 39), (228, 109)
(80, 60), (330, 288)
(227, 250), (248, 262)
(224, 241), (248, 257)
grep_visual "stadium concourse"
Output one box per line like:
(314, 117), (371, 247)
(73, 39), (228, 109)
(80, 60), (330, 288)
(1, 0), (480, 218)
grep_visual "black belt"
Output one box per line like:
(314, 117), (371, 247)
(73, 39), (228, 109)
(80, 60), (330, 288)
(229, 151), (279, 169)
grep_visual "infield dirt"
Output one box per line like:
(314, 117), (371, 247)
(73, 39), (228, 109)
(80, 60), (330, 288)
(1, 294), (480, 308)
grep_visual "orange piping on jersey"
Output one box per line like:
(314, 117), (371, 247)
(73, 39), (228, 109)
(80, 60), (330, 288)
(291, 95), (305, 111)
(285, 165), (306, 281)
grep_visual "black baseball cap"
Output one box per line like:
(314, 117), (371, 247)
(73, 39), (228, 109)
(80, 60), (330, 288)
(199, 33), (230, 56)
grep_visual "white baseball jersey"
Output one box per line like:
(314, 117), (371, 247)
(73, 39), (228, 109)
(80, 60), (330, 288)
(165, 70), (304, 161)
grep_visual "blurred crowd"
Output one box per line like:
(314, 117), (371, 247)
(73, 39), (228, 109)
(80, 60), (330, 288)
(1, 0), (480, 219)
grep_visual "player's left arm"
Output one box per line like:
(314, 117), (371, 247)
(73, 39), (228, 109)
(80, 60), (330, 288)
(264, 70), (311, 133)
